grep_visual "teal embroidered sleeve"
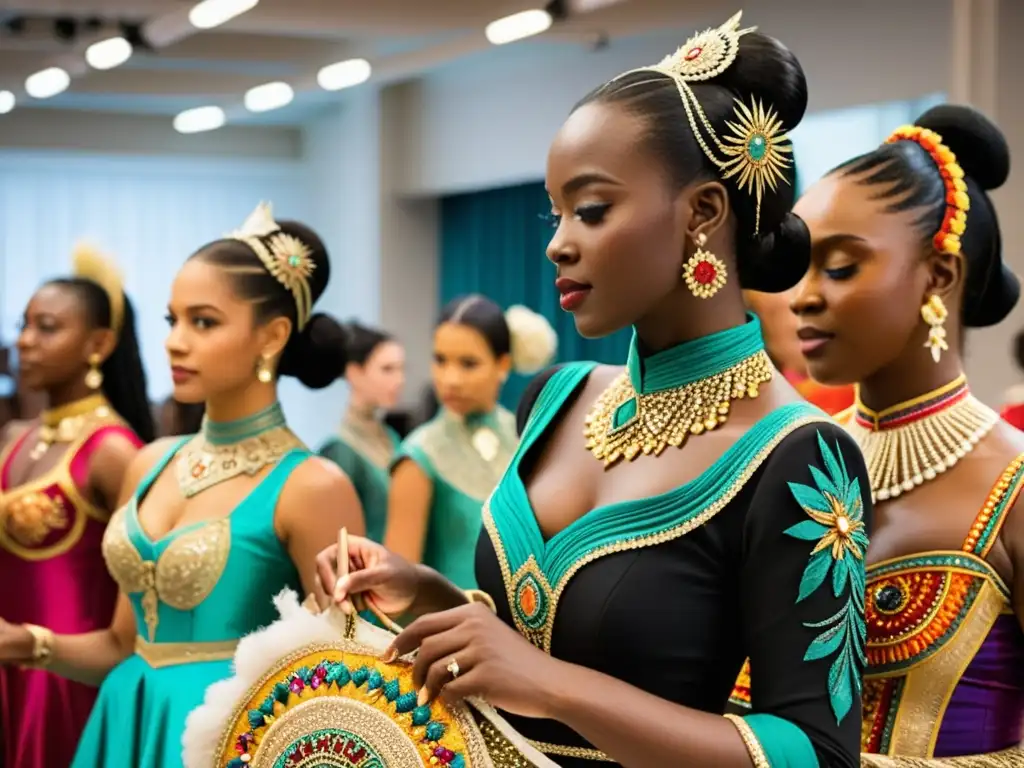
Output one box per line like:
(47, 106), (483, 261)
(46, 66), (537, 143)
(784, 431), (868, 725)
(738, 422), (871, 768)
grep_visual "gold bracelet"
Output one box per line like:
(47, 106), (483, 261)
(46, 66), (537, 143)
(22, 623), (55, 669)
(464, 589), (497, 613)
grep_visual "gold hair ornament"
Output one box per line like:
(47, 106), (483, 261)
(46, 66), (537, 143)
(611, 11), (793, 234)
(71, 242), (125, 335)
(227, 202), (316, 331)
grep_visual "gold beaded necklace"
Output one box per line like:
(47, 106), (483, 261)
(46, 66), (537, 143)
(839, 374), (998, 502)
(584, 316), (773, 468)
(30, 394), (112, 460)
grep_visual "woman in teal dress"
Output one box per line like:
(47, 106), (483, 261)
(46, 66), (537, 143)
(0, 203), (364, 767)
(384, 296), (555, 589)
(318, 322), (405, 542)
(317, 14), (869, 768)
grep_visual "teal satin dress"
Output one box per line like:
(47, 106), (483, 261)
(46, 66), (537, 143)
(394, 408), (517, 589)
(72, 440), (308, 767)
(318, 415), (400, 544)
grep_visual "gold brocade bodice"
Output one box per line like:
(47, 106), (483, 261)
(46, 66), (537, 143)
(102, 504), (230, 642)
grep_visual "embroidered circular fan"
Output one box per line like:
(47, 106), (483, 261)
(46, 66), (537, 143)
(183, 589), (559, 768)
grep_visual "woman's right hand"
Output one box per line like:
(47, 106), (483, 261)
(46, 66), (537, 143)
(314, 536), (420, 616)
(0, 618), (34, 665)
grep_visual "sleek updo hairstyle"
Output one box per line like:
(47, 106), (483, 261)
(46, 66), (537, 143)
(44, 278), (155, 443)
(833, 104), (1016, 328)
(343, 322), (393, 367)
(191, 220), (347, 389)
(575, 31), (810, 293)
(438, 295), (511, 360)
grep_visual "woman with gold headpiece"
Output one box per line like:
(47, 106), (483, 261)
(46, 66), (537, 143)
(0, 205), (366, 767)
(311, 13), (869, 768)
(0, 245), (154, 768)
(786, 105), (1024, 764)
(384, 296), (555, 589)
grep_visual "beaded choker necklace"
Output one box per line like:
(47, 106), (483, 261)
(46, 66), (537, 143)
(31, 394), (112, 460)
(176, 401), (305, 498)
(842, 374), (998, 502)
(584, 314), (773, 468)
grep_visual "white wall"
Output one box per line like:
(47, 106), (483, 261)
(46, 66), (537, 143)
(396, 0), (952, 196)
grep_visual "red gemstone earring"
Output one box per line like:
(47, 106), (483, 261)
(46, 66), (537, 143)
(683, 232), (727, 299)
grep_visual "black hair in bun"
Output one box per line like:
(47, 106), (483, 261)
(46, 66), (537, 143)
(191, 218), (348, 388)
(342, 321), (393, 366)
(575, 29), (810, 293)
(833, 104), (1016, 328)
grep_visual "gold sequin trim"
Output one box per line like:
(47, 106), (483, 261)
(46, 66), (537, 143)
(861, 745), (1024, 767)
(724, 714), (770, 768)
(134, 636), (238, 668)
(527, 739), (614, 762)
(485, 415), (830, 652)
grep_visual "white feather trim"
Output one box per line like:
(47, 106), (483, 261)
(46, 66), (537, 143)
(181, 589), (344, 768)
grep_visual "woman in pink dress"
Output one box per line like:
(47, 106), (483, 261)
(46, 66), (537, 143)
(0, 245), (154, 767)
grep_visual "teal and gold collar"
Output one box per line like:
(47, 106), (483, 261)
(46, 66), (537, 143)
(625, 312), (767, 394)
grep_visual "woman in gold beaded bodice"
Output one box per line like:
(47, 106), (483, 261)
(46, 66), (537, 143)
(0, 244), (153, 768)
(788, 106), (1024, 764)
(0, 205), (365, 768)
(313, 12), (873, 768)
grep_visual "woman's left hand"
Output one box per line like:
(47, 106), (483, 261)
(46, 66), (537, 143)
(385, 603), (562, 719)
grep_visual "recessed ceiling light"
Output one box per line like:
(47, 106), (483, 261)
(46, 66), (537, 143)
(25, 67), (71, 99)
(0, 91), (14, 114)
(485, 9), (553, 45)
(189, 0), (259, 30)
(173, 105), (226, 134)
(85, 36), (133, 70)
(316, 59), (372, 91)
(244, 81), (294, 112)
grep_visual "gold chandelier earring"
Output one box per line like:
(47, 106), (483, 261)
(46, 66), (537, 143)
(920, 294), (949, 363)
(84, 353), (103, 390)
(682, 232), (727, 299)
(256, 355), (274, 384)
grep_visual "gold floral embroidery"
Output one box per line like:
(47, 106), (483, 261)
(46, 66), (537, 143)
(3, 491), (68, 546)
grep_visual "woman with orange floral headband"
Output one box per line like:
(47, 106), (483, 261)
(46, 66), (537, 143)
(780, 105), (1024, 765)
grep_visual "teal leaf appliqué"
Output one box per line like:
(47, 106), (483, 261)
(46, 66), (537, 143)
(784, 431), (868, 725)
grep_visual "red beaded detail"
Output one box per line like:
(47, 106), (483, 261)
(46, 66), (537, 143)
(861, 677), (900, 753)
(684, 46), (703, 60)
(729, 658), (752, 707)
(693, 260), (717, 284)
(865, 569), (975, 669)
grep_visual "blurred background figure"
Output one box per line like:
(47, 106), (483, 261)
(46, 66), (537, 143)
(318, 321), (405, 543)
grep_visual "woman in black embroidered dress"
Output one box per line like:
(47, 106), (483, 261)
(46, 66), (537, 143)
(315, 13), (870, 768)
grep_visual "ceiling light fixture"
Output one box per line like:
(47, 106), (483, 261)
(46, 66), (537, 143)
(85, 36), (133, 70)
(173, 105), (226, 134)
(244, 81), (294, 112)
(316, 59), (372, 91)
(25, 67), (71, 99)
(0, 91), (14, 115)
(485, 9), (553, 45)
(188, 0), (259, 30)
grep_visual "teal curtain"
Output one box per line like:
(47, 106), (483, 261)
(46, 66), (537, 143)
(440, 181), (630, 410)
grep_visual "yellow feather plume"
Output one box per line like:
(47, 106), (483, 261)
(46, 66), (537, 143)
(71, 242), (125, 335)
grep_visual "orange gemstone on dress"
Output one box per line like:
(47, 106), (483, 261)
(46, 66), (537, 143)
(192, 462), (207, 478)
(519, 584), (538, 618)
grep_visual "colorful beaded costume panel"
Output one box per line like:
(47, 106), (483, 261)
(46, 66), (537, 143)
(861, 455), (1024, 759)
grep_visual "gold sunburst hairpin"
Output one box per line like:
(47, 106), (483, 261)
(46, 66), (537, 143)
(612, 10), (794, 235)
(227, 202), (317, 330)
(72, 242), (125, 335)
